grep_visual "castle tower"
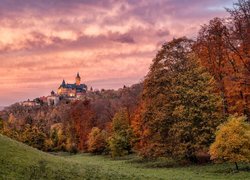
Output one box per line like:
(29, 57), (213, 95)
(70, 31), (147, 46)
(62, 79), (66, 87)
(76, 72), (81, 85)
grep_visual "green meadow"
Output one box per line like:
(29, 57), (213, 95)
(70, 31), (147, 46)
(0, 134), (249, 180)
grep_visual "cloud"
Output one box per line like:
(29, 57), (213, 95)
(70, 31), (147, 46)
(114, 34), (135, 44)
(0, 0), (234, 106)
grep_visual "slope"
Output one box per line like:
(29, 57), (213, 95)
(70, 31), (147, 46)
(0, 134), (249, 180)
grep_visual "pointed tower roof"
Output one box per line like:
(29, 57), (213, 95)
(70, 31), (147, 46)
(60, 79), (66, 87)
(51, 90), (55, 95)
(76, 72), (80, 78)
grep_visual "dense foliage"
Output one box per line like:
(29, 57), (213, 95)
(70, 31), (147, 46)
(87, 127), (108, 154)
(132, 38), (223, 161)
(210, 115), (250, 170)
(108, 109), (133, 157)
(0, 84), (142, 153)
(195, 0), (250, 118)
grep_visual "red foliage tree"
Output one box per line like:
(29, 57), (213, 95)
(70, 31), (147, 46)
(70, 100), (97, 151)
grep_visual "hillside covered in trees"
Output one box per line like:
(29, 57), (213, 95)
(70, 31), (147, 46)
(0, 83), (142, 152)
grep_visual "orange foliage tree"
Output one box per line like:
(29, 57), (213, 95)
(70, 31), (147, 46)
(70, 100), (97, 151)
(195, 0), (250, 120)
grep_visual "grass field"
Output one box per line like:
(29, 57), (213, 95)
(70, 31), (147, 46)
(0, 134), (249, 180)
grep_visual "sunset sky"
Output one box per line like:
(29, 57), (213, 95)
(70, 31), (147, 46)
(0, 0), (234, 106)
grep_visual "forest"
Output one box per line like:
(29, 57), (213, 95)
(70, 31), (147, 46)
(0, 0), (249, 171)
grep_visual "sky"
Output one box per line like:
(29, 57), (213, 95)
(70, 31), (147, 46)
(0, 0), (235, 106)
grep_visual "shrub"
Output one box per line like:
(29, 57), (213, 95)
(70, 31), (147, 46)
(210, 115), (250, 170)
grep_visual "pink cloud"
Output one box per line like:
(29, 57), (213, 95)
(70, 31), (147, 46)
(0, 0), (234, 106)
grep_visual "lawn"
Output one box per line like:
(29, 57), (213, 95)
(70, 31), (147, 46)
(0, 134), (249, 180)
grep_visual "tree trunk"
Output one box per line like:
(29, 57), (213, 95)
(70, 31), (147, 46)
(235, 162), (239, 171)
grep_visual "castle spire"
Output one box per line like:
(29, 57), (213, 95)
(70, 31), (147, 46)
(76, 72), (81, 85)
(61, 79), (66, 87)
(77, 72), (80, 78)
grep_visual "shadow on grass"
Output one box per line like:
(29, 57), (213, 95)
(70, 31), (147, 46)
(126, 156), (250, 174)
(212, 164), (250, 174)
(49, 151), (77, 156)
(126, 156), (186, 169)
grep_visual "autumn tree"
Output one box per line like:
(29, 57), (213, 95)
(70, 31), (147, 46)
(226, 0), (250, 119)
(2, 114), (21, 141)
(48, 128), (67, 151)
(70, 100), (97, 151)
(226, 0), (250, 72)
(135, 37), (223, 160)
(87, 127), (107, 154)
(120, 83), (143, 123)
(131, 102), (145, 152)
(0, 117), (3, 133)
(195, 17), (232, 116)
(210, 115), (250, 170)
(108, 109), (133, 157)
(21, 125), (47, 150)
(195, 4), (250, 120)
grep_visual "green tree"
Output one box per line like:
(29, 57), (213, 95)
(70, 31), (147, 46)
(136, 37), (223, 160)
(108, 109), (133, 157)
(210, 115), (250, 170)
(87, 127), (107, 154)
(51, 129), (59, 148)
(49, 128), (67, 151)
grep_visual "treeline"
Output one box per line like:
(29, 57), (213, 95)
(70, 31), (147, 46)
(0, 0), (249, 169)
(0, 84), (142, 153)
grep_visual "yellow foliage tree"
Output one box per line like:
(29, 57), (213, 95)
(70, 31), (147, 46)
(210, 115), (250, 170)
(87, 127), (107, 154)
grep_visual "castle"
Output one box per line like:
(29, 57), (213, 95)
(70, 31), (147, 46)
(57, 73), (87, 98)
(20, 73), (88, 107)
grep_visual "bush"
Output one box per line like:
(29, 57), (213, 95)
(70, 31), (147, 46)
(210, 115), (250, 170)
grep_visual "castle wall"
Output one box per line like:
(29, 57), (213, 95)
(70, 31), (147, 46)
(58, 87), (77, 97)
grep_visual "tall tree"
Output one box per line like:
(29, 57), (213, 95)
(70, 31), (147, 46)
(134, 37), (223, 160)
(195, 18), (231, 116)
(226, 0), (250, 72)
(108, 109), (133, 157)
(226, 0), (250, 119)
(87, 127), (107, 154)
(70, 100), (97, 151)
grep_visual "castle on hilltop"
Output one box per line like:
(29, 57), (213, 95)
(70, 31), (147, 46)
(57, 72), (87, 98)
(21, 73), (88, 106)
